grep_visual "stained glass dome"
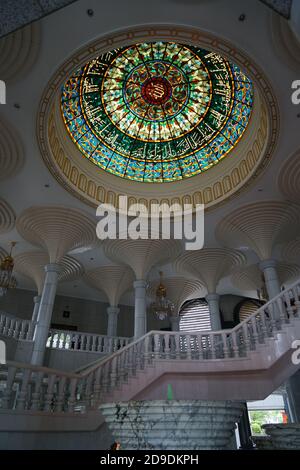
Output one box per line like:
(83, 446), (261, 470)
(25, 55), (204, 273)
(61, 42), (253, 183)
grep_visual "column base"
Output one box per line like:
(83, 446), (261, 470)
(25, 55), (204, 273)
(100, 400), (244, 450)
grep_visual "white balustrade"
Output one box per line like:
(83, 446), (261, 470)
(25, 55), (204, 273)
(0, 279), (300, 415)
(46, 329), (131, 354)
(0, 311), (34, 340)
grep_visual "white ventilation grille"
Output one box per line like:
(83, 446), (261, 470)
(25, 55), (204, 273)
(179, 298), (211, 332)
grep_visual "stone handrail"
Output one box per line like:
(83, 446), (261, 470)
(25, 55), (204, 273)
(46, 328), (131, 354)
(0, 311), (35, 341)
(0, 279), (299, 414)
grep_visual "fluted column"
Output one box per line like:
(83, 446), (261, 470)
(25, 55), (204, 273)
(259, 259), (281, 300)
(32, 295), (41, 323)
(134, 280), (147, 339)
(170, 315), (180, 331)
(206, 293), (221, 331)
(31, 263), (61, 365)
(107, 306), (120, 337)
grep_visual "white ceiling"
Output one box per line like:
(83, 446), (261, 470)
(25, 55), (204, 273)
(0, 0), (299, 304)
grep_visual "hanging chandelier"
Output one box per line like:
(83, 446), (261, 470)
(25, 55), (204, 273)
(0, 242), (17, 296)
(150, 271), (174, 321)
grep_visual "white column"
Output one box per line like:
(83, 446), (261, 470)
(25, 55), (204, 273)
(259, 259), (281, 300)
(107, 306), (120, 337)
(206, 293), (221, 331)
(32, 295), (41, 323)
(31, 263), (61, 366)
(170, 315), (180, 331)
(134, 280), (147, 339)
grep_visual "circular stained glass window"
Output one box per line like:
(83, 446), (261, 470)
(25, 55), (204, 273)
(61, 42), (253, 183)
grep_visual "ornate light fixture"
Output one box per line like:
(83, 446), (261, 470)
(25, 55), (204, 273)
(150, 271), (174, 321)
(0, 242), (17, 296)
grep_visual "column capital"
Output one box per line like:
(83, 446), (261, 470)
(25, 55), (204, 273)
(33, 295), (41, 304)
(107, 306), (120, 316)
(134, 280), (147, 289)
(44, 262), (61, 274)
(259, 259), (277, 270)
(206, 293), (219, 302)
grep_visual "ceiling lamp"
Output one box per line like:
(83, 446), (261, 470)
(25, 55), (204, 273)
(150, 271), (174, 321)
(0, 242), (17, 296)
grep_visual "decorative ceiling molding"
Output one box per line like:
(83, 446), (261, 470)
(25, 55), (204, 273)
(0, 1), (78, 38)
(216, 201), (300, 260)
(37, 24), (279, 212)
(231, 262), (300, 292)
(0, 118), (24, 181)
(0, 198), (16, 233)
(259, 0), (292, 19)
(85, 265), (135, 306)
(282, 238), (300, 264)
(103, 239), (183, 280)
(0, 23), (40, 82)
(278, 149), (300, 203)
(16, 206), (97, 262)
(174, 248), (246, 294)
(148, 276), (205, 315)
(271, 12), (300, 71)
(15, 251), (84, 295)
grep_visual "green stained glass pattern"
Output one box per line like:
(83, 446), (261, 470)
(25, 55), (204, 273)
(61, 42), (253, 183)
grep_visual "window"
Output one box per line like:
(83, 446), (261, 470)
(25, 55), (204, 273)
(237, 299), (263, 323)
(179, 298), (211, 332)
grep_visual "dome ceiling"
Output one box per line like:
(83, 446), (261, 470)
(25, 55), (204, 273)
(61, 41), (253, 183)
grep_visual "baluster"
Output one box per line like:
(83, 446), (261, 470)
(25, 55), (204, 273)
(21, 321), (28, 340)
(277, 297), (287, 324)
(62, 333), (67, 350)
(54, 376), (66, 412)
(0, 313), (4, 334)
(67, 377), (78, 412)
(103, 361), (111, 391)
(259, 308), (268, 340)
(110, 356), (118, 388)
(209, 334), (216, 359)
(8, 318), (14, 337)
(222, 333), (230, 358)
(185, 334), (191, 360)
(154, 333), (160, 359)
(47, 331), (53, 348)
(250, 316), (259, 348)
(242, 323), (250, 355)
(91, 335), (96, 352)
(16, 369), (32, 410)
(44, 374), (56, 411)
(93, 367), (102, 402)
(173, 332), (180, 359)
(28, 320), (34, 340)
(12, 320), (19, 339)
(229, 331), (238, 358)
(284, 291), (294, 320)
(292, 286), (300, 317)
(2, 366), (17, 408)
(73, 334), (78, 350)
(30, 371), (44, 410)
(84, 373), (93, 407)
(196, 334), (203, 359)
(3, 317), (9, 336)
(268, 302), (279, 330)
(143, 334), (150, 364)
